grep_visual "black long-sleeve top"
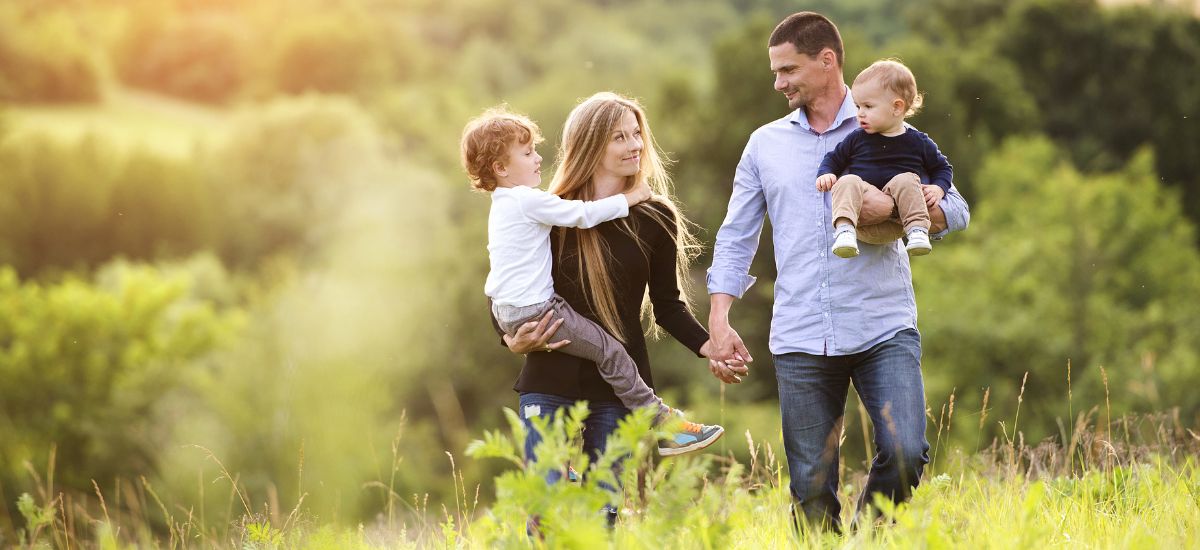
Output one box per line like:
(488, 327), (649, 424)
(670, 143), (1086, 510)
(501, 200), (709, 402)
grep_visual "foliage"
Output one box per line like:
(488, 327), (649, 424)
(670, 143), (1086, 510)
(207, 95), (389, 267)
(266, 15), (393, 96)
(916, 137), (1200, 437)
(0, 259), (240, 497)
(0, 134), (215, 275)
(115, 9), (250, 103)
(0, 5), (102, 102)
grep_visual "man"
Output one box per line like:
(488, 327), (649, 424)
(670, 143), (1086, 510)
(705, 12), (970, 531)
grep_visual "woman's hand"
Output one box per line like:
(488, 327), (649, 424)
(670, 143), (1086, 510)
(700, 338), (748, 384)
(502, 310), (571, 354)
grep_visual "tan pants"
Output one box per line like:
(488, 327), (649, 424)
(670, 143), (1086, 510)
(830, 173), (929, 245)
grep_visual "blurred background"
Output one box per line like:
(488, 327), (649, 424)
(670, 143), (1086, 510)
(1, 0), (1198, 536)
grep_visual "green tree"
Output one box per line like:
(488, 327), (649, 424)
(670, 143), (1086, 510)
(916, 137), (1200, 440)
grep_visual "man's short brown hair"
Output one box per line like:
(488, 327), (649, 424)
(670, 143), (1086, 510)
(460, 106), (543, 192)
(769, 12), (844, 69)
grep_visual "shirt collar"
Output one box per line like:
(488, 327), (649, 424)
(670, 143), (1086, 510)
(788, 85), (857, 133)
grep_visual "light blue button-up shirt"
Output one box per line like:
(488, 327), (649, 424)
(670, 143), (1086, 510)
(707, 87), (970, 356)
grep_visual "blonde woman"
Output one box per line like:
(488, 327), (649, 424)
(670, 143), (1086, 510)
(501, 92), (722, 527)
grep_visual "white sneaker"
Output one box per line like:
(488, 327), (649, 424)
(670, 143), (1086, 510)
(906, 230), (932, 256)
(832, 230), (859, 258)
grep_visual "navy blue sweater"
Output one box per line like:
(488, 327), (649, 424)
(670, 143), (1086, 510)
(818, 126), (953, 192)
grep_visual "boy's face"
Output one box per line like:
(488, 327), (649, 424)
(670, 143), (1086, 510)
(851, 80), (905, 135)
(497, 139), (542, 188)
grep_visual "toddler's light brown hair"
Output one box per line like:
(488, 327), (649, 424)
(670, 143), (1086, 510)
(853, 59), (924, 118)
(460, 106), (543, 192)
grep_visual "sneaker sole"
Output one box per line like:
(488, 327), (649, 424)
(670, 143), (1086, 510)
(833, 246), (859, 258)
(907, 246), (931, 257)
(658, 427), (725, 457)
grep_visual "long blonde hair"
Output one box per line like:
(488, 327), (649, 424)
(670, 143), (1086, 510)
(549, 92), (701, 342)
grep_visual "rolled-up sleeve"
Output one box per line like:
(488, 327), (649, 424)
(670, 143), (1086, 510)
(707, 139), (766, 298)
(931, 184), (970, 240)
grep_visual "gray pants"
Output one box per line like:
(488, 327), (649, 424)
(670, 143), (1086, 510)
(493, 295), (668, 417)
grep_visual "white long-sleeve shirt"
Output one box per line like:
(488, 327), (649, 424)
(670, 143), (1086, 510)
(485, 185), (629, 306)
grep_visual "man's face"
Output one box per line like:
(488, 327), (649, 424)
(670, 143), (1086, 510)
(769, 43), (828, 110)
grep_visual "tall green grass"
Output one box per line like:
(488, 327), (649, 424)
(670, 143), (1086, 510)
(6, 389), (1199, 549)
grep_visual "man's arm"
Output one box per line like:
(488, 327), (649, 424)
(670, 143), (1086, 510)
(706, 140), (764, 379)
(931, 184), (970, 239)
(859, 182), (969, 236)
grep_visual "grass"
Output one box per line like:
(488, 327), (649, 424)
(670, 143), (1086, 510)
(4, 397), (1199, 549)
(4, 88), (229, 159)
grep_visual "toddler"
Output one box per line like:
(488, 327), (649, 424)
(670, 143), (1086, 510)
(815, 59), (953, 258)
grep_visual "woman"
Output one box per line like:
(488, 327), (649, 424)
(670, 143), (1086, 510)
(500, 91), (723, 524)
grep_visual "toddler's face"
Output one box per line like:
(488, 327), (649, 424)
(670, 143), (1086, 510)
(851, 81), (905, 135)
(501, 140), (543, 188)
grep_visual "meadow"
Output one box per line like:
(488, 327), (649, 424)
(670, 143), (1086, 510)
(8, 387), (1198, 548)
(3, 0), (1199, 547)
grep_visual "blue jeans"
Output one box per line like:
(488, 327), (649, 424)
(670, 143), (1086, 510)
(518, 392), (629, 517)
(774, 328), (929, 530)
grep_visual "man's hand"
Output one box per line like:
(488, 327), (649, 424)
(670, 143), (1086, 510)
(502, 310), (570, 354)
(860, 186), (896, 225)
(701, 338), (748, 383)
(815, 173), (837, 192)
(922, 184), (945, 208)
(707, 293), (752, 384)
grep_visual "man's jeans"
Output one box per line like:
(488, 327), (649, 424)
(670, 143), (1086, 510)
(518, 392), (628, 521)
(774, 328), (930, 530)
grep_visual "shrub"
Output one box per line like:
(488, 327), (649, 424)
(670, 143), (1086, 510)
(0, 7), (103, 102)
(116, 11), (250, 103)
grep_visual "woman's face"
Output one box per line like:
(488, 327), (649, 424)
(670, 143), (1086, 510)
(594, 110), (643, 182)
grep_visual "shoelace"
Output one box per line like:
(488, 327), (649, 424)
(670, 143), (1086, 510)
(680, 421), (703, 433)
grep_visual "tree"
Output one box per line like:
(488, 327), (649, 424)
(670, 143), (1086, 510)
(916, 137), (1200, 440)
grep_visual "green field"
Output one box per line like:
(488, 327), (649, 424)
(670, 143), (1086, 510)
(8, 404), (1196, 549)
(5, 89), (228, 158)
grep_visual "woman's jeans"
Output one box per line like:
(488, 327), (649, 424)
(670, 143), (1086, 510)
(774, 328), (930, 531)
(518, 392), (629, 521)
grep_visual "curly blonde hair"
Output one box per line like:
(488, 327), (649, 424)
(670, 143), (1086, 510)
(854, 59), (924, 118)
(460, 106), (543, 192)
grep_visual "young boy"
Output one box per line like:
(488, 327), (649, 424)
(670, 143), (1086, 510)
(461, 106), (723, 457)
(815, 59), (953, 258)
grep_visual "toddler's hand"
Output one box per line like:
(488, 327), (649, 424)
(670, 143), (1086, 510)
(922, 184), (945, 207)
(815, 174), (837, 192)
(624, 182), (653, 206)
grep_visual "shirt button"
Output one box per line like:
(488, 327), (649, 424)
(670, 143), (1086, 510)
(824, 313), (830, 318)
(821, 282), (827, 288)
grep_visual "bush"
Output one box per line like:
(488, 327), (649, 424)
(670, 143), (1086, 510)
(0, 259), (240, 496)
(0, 7), (103, 102)
(0, 135), (217, 276)
(267, 15), (392, 96)
(208, 95), (388, 266)
(116, 11), (250, 103)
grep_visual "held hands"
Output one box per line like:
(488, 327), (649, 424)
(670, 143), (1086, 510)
(502, 310), (571, 354)
(922, 184), (945, 208)
(624, 182), (653, 207)
(703, 325), (751, 384)
(815, 173), (838, 192)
